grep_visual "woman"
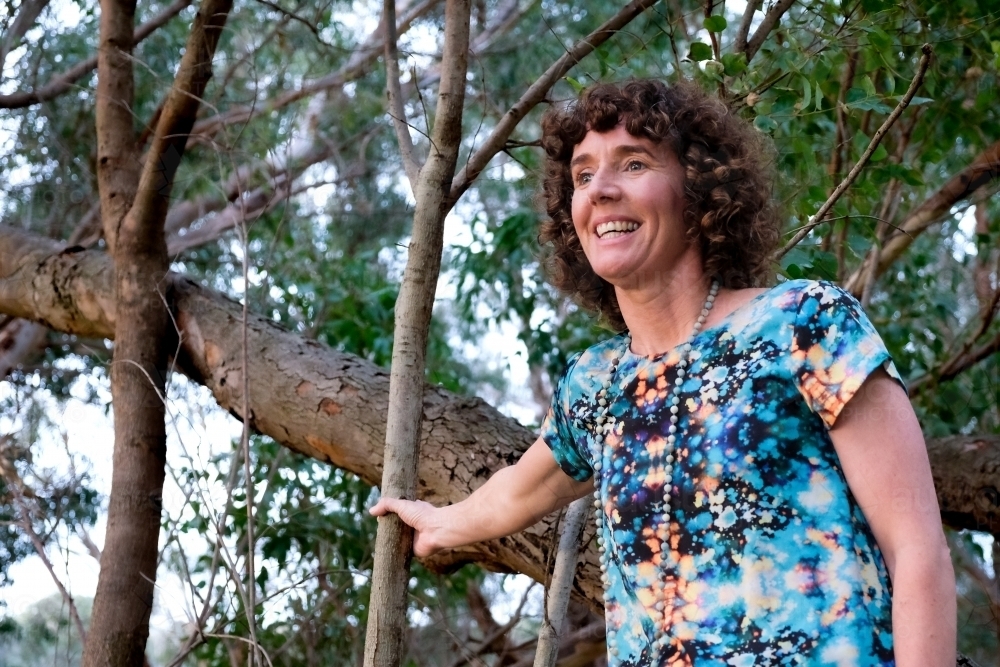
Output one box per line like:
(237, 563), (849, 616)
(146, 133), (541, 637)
(371, 80), (955, 666)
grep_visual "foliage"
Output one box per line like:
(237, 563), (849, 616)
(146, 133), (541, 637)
(1, 0), (999, 662)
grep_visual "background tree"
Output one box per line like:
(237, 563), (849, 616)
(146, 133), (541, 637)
(1, 0), (999, 665)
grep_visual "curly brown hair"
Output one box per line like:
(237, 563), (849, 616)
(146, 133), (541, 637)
(538, 79), (780, 331)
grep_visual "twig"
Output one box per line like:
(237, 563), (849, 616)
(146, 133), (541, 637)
(5, 473), (88, 642)
(384, 0), (422, 189)
(449, 0), (662, 202)
(238, 199), (260, 664)
(775, 44), (933, 261)
(533, 496), (590, 667)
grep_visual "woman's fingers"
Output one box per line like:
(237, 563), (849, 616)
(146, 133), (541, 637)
(368, 498), (440, 557)
(369, 497), (425, 526)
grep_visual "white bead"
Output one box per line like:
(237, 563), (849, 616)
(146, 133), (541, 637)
(664, 465), (673, 476)
(594, 462), (602, 471)
(671, 396), (680, 405)
(666, 435), (675, 444)
(670, 405), (679, 414)
(598, 397), (607, 406)
(666, 454), (674, 463)
(677, 369), (685, 378)
(670, 415), (678, 424)
(603, 380), (611, 389)
(674, 377), (683, 387)
(668, 425), (676, 434)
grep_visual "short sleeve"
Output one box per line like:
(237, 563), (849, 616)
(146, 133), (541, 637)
(539, 353), (594, 482)
(789, 281), (904, 428)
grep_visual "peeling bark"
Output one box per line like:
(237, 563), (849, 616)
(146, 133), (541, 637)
(3, 224), (999, 616)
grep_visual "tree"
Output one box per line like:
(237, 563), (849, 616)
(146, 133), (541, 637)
(1, 0), (999, 664)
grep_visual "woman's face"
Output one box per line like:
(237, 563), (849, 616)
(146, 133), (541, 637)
(570, 124), (689, 291)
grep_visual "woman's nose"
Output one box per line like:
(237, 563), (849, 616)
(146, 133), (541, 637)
(589, 166), (621, 202)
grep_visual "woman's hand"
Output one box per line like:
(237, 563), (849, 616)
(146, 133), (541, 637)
(368, 438), (593, 558)
(368, 498), (446, 558)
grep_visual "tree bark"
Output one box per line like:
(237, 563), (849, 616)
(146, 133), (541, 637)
(83, 0), (232, 664)
(364, 1), (471, 665)
(2, 224), (998, 613)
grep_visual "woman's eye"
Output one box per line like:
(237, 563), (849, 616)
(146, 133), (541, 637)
(575, 172), (593, 185)
(626, 160), (645, 171)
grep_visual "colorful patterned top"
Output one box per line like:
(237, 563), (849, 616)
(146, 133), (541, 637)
(540, 280), (900, 667)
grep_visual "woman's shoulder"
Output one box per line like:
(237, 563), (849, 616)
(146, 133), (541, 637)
(757, 278), (860, 313)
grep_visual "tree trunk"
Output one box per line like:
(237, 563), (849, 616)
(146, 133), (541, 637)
(83, 0), (233, 664)
(363, 0), (471, 665)
(3, 224), (999, 614)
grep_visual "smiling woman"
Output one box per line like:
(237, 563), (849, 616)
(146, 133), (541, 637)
(539, 80), (779, 333)
(371, 79), (956, 667)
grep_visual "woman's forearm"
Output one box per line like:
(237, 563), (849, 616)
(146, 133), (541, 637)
(889, 545), (956, 666)
(370, 438), (591, 557)
(431, 465), (557, 550)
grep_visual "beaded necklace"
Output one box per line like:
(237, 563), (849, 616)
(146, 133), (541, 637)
(588, 279), (720, 659)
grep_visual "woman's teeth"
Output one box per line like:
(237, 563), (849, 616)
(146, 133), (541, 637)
(596, 221), (640, 238)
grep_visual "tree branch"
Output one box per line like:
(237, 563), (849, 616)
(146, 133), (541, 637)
(732, 0), (761, 56)
(189, 0), (440, 140)
(775, 44), (932, 261)
(0, 0), (52, 72)
(0, 0), (192, 109)
(533, 497), (590, 667)
(384, 0), (422, 189)
(844, 139), (1000, 292)
(449, 0), (661, 202)
(740, 0), (796, 63)
(1, 466), (88, 643)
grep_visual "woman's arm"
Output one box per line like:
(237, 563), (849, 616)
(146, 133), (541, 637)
(369, 437), (593, 557)
(829, 368), (956, 667)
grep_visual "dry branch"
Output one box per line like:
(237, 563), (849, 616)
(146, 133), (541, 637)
(533, 497), (590, 667)
(0, 0), (192, 109)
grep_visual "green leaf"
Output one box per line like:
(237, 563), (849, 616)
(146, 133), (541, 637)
(903, 96), (934, 106)
(688, 42), (713, 62)
(703, 15), (728, 32)
(721, 52), (747, 76)
(814, 81), (823, 111)
(564, 76), (585, 94)
(870, 144), (888, 162)
(869, 27), (892, 52)
(800, 75), (811, 111)
(861, 75), (877, 97)
(753, 114), (777, 132)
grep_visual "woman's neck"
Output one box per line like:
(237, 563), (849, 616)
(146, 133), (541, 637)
(614, 249), (713, 356)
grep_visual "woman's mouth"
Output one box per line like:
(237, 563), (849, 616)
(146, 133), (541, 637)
(596, 220), (640, 239)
